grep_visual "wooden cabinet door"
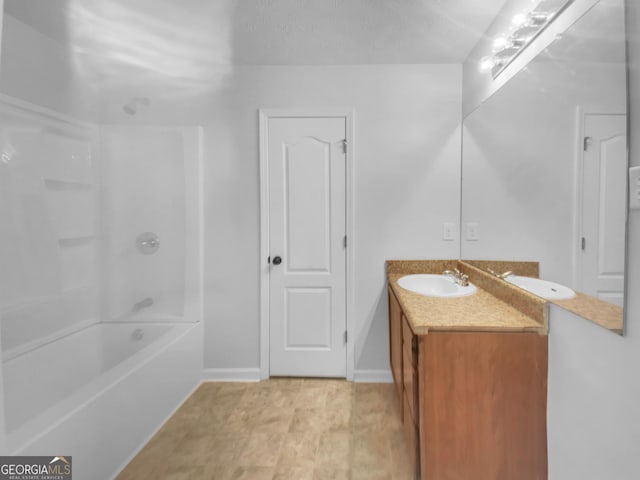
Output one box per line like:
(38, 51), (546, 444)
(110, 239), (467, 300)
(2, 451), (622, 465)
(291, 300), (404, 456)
(403, 317), (420, 479)
(388, 287), (403, 409)
(402, 316), (418, 424)
(419, 332), (548, 480)
(403, 390), (419, 479)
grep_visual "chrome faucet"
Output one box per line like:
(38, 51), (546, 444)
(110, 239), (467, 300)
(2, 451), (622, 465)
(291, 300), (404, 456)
(442, 268), (470, 287)
(487, 268), (514, 280)
(132, 297), (154, 313)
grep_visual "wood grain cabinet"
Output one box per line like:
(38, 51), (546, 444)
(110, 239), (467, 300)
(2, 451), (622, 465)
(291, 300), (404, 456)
(388, 287), (404, 412)
(388, 286), (548, 480)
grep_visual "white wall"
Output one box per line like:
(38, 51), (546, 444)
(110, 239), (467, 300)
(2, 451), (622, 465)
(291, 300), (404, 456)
(0, 15), (90, 119)
(0, 9), (233, 126)
(546, 2), (640, 478)
(0, 0), (6, 455)
(0, 1), (3, 56)
(202, 65), (462, 376)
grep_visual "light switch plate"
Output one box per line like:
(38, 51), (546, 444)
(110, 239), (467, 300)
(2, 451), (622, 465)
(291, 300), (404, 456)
(630, 166), (640, 210)
(443, 222), (455, 241)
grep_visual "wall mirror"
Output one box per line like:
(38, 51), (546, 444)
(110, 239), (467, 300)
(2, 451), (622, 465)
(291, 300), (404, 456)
(461, 0), (628, 334)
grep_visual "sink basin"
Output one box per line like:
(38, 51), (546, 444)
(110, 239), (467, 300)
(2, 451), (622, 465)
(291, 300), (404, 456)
(397, 274), (477, 298)
(504, 275), (576, 300)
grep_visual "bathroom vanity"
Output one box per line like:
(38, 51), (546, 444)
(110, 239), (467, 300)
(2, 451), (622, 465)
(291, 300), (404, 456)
(387, 260), (549, 480)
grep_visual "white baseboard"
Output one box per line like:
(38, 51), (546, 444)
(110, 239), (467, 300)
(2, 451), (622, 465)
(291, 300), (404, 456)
(202, 368), (262, 382)
(202, 368), (391, 383)
(353, 369), (393, 383)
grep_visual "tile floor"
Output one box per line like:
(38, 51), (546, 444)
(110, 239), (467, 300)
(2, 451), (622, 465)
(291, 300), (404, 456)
(116, 379), (415, 480)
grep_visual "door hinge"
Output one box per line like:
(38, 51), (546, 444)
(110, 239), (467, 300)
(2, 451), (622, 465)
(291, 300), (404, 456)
(344, 330), (348, 344)
(341, 139), (347, 154)
(581, 237), (586, 251)
(583, 136), (592, 151)
(343, 235), (347, 248)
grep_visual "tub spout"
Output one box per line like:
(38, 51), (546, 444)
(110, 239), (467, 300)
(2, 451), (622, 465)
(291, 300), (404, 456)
(132, 297), (153, 313)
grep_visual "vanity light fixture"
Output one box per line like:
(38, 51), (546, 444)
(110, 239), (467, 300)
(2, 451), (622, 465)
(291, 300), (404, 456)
(479, 0), (574, 78)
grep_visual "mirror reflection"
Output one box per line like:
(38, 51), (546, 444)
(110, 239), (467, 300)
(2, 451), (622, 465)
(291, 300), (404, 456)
(461, 0), (627, 334)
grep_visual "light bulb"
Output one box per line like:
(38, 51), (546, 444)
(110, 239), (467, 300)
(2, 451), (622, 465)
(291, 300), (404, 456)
(479, 56), (495, 72)
(512, 12), (527, 27)
(492, 36), (508, 51)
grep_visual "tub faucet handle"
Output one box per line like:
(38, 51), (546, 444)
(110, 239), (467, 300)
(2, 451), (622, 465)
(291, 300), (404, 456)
(132, 297), (154, 313)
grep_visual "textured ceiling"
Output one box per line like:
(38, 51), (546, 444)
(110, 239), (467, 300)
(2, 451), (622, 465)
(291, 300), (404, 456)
(4, 0), (509, 65)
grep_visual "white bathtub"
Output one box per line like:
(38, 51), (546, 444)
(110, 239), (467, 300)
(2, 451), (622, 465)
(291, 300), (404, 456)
(2, 321), (202, 479)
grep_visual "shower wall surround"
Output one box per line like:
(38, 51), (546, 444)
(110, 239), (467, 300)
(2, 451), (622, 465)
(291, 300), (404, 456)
(0, 104), (99, 358)
(100, 127), (198, 323)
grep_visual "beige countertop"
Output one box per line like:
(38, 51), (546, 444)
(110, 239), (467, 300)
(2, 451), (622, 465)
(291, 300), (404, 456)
(553, 292), (623, 334)
(463, 260), (624, 334)
(387, 260), (548, 335)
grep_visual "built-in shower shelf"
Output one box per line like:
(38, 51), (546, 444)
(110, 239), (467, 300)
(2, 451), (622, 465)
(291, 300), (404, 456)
(43, 178), (93, 191)
(0, 285), (94, 315)
(57, 234), (96, 247)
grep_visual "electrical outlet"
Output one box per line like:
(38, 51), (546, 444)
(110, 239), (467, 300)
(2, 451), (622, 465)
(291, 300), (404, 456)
(466, 222), (479, 241)
(630, 166), (640, 210)
(443, 222), (455, 241)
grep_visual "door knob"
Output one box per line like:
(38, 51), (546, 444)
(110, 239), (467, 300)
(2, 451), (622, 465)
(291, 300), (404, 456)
(136, 232), (160, 255)
(272, 256), (282, 265)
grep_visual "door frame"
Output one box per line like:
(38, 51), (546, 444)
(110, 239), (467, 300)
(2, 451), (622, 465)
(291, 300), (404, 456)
(573, 105), (627, 290)
(258, 108), (355, 380)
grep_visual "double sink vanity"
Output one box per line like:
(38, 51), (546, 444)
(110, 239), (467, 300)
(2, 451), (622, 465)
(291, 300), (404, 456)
(387, 259), (551, 480)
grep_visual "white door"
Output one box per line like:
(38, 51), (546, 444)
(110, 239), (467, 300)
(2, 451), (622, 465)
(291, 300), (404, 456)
(267, 116), (347, 377)
(579, 114), (627, 305)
